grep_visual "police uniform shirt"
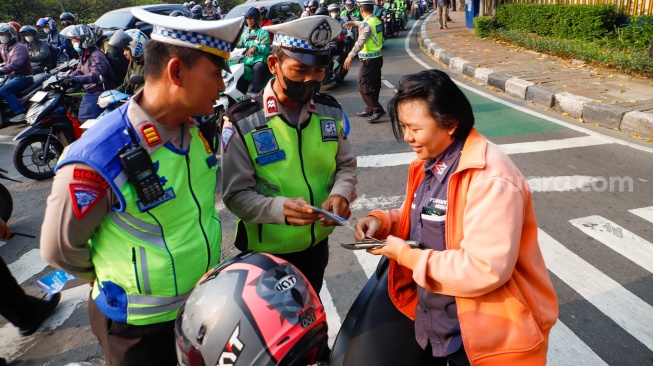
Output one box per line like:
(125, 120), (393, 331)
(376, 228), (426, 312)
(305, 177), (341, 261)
(348, 14), (376, 59)
(40, 90), (192, 281)
(221, 79), (358, 224)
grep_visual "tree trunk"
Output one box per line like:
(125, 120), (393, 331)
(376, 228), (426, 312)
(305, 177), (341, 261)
(648, 38), (653, 59)
(59, 0), (66, 12)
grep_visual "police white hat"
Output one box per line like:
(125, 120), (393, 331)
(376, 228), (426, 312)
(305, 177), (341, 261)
(356, 0), (375, 4)
(131, 8), (244, 72)
(263, 16), (342, 68)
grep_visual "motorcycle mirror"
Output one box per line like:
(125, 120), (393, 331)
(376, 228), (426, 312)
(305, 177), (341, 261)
(129, 74), (145, 85)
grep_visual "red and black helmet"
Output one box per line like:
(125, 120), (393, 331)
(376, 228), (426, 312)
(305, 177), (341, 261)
(175, 252), (328, 366)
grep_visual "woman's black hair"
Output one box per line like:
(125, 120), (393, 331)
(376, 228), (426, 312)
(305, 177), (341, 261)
(388, 69), (474, 141)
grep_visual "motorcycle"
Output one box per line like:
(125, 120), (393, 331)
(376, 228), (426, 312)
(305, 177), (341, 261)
(0, 168), (20, 221)
(323, 31), (354, 86)
(12, 67), (85, 180)
(383, 9), (400, 38)
(396, 2), (409, 30)
(81, 74), (145, 132)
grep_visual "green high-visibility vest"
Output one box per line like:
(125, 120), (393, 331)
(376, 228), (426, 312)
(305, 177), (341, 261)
(90, 127), (222, 326)
(239, 113), (342, 254)
(359, 16), (383, 59)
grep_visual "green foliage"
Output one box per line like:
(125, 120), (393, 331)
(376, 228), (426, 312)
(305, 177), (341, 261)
(613, 16), (653, 49)
(474, 16), (495, 38)
(495, 4), (617, 41)
(1, 0), (166, 27)
(495, 29), (653, 77)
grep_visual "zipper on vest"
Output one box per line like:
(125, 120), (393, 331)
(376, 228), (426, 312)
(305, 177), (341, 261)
(185, 154), (212, 272)
(296, 127), (316, 246)
(132, 247), (142, 294)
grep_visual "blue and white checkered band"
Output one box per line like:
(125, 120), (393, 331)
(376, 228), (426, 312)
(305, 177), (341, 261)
(152, 25), (232, 54)
(273, 34), (317, 51)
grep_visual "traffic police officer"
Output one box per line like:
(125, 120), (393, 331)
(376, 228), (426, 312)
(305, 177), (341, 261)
(221, 16), (357, 296)
(40, 9), (244, 366)
(343, 0), (386, 123)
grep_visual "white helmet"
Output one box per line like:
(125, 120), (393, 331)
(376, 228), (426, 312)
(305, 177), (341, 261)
(124, 29), (148, 58)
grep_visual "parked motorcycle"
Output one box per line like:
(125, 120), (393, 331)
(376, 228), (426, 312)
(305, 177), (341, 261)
(12, 68), (85, 180)
(0, 168), (20, 221)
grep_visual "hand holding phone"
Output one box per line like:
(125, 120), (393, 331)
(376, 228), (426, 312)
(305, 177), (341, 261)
(340, 240), (419, 250)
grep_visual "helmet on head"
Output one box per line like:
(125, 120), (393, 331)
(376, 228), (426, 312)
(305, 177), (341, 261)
(304, 0), (309, 7)
(169, 10), (185, 17)
(327, 3), (341, 12)
(0, 23), (18, 41)
(36, 17), (57, 30)
(108, 29), (131, 49)
(183, 2), (190, 7)
(19, 25), (38, 36)
(87, 23), (104, 45)
(257, 5), (269, 19)
(123, 29), (147, 58)
(60, 12), (76, 25)
(60, 24), (94, 49)
(8, 22), (21, 36)
(191, 5), (202, 15)
(319, 0), (327, 4)
(245, 7), (261, 23)
(345, 0), (356, 10)
(308, 0), (319, 7)
(190, 1), (196, 6)
(315, 7), (329, 15)
(175, 252), (328, 366)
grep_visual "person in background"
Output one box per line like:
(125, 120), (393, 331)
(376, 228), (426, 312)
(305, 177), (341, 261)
(203, 0), (218, 20)
(258, 6), (275, 39)
(19, 25), (53, 74)
(341, 0), (362, 21)
(319, 0), (328, 7)
(356, 69), (558, 365)
(40, 9), (241, 365)
(191, 4), (204, 19)
(0, 219), (61, 366)
(343, 0), (386, 123)
(59, 24), (117, 123)
(109, 29), (148, 95)
(0, 23), (32, 123)
(236, 7), (271, 98)
(37, 16), (77, 63)
(302, 0), (319, 17)
(437, 0), (450, 29)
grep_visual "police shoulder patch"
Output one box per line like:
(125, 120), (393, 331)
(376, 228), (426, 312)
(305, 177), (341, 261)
(321, 119), (339, 142)
(69, 183), (106, 219)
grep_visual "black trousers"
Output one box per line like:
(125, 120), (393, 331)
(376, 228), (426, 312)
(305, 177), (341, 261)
(250, 62), (272, 94)
(88, 296), (177, 366)
(274, 238), (329, 295)
(0, 256), (41, 327)
(358, 56), (384, 115)
(423, 343), (471, 366)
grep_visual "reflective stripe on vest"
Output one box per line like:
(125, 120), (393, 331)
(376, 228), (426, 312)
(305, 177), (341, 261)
(239, 114), (341, 254)
(359, 16), (383, 59)
(91, 127), (222, 326)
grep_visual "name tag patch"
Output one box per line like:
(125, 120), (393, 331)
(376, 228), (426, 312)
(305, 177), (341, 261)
(137, 188), (176, 212)
(256, 150), (286, 166)
(321, 119), (338, 142)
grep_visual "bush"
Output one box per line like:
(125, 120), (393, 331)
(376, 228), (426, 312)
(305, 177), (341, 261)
(496, 4), (617, 41)
(615, 16), (653, 49)
(474, 16), (495, 38)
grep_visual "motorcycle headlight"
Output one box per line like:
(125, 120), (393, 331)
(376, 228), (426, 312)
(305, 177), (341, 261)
(26, 98), (55, 125)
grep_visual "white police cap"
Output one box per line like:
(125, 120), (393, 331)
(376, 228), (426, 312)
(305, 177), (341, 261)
(263, 16), (342, 68)
(131, 8), (244, 72)
(356, 0), (375, 4)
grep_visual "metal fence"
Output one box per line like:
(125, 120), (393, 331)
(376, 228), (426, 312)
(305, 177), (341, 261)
(483, 0), (653, 16)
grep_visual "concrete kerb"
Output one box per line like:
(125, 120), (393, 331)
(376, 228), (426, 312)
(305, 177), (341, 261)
(416, 21), (653, 138)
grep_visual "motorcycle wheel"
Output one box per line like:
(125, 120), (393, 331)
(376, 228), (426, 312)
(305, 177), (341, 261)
(13, 134), (65, 180)
(0, 183), (12, 222)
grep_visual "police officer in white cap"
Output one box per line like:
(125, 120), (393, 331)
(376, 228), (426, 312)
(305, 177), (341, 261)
(343, 0), (386, 122)
(221, 16), (357, 305)
(40, 10), (244, 366)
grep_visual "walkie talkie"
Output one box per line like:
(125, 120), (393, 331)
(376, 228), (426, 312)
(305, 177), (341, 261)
(119, 127), (165, 205)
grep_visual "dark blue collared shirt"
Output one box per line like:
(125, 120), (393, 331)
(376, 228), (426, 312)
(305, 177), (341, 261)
(410, 138), (464, 357)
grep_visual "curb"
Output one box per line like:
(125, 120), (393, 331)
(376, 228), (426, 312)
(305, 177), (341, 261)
(416, 19), (653, 139)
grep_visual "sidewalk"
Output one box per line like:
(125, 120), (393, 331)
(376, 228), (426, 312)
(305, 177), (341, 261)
(417, 10), (653, 139)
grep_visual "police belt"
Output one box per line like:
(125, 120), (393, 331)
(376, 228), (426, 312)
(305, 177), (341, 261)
(358, 51), (382, 59)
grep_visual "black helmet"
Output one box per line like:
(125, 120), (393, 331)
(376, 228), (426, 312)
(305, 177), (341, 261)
(245, 7), (261, 23)
(308, 0), (319, 7)
(191, 4), (203, 15)
(175, 252), (328, 366)
(60, 12), (76, 25)
(315, 7), (329, 15)
(257, 5), (269, 19)
(19, 25), (38, 36)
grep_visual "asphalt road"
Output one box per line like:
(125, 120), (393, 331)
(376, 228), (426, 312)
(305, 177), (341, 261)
(1, 13), (653, 365)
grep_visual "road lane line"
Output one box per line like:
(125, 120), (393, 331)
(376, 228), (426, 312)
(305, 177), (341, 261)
(319, 281), (341, 349)
(548, 321), (609, 366)
(538, 229), (653, 351)
(8, 248), (48, 284)
(630, 206), (653, 223)
(382, 80), (394, 89)
(496, 136), (607, 155)
(353, 250), (381, 279)
(570, 216), (653, 274)
(403, 12), (653, 154)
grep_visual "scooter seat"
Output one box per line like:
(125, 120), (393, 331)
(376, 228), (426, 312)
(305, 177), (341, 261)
(16, 73), (48, 98)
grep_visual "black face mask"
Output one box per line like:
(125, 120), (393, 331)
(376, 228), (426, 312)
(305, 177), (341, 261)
(280, 70), (321, 105)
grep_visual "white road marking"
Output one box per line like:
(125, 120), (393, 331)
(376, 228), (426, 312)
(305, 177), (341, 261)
(548, 321), (609, 366)
(630, 206), (653, 224)
(353, 250), (381, 279)
(403, 11), (653, 155)
(0, 323), (31, 361)
(8, 248), (48, 284)
(538, 229), (653, 351)
(570, 216), (653, 274)
(350, 194), (404, 211)
(319, 281), (341, 349)
(496, 136), (608, 155)
(527, 176), (599, 192)
(382, 80), (395, 89)
(357, 152), (414, 167)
